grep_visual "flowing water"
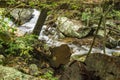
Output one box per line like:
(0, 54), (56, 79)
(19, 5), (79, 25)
(5, 9), (120, 57)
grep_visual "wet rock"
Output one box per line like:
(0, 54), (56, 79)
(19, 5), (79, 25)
(10, 8), (34, 25)
(85, 53), (120, 80)
(92, 24), (109, 38)
(112, 52), (120, 57)
(29, 64), (39, 76)
(106, 20), (116, 27)
(60, 61), (90, 80)
(96, 29), (109, 37)
(50, 44), (72, 68)
(0, 65), (38, 80)
(56, 17), (91, 38)
(105, 37), (118, 49)
(71, 54), (87, 62)
(0, 55), (5, 65)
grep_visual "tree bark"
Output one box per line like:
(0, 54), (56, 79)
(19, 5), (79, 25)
(33, 9), (48, 36)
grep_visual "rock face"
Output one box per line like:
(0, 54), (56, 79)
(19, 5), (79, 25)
(10, 8), (34, 25)
(0, 65), (38, 80)
(56, 17), (91, 38)
(50, 44), (72, 68)
(60, 61), (90, 80)
(60, 53), (120, 80)
(85, 53), (120, 80)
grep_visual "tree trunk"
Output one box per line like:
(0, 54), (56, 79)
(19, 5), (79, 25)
(33, 9), (48, 36)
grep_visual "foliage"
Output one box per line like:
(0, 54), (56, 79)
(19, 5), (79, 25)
(112, 10), (120, 20)
(81, 8), (91, 21)
(7, 0), (16, 5)
(0, 9), (38, 56)
(5, 34), (37, 56)
(0, 8), (5, 16)
(41, 70), (58, 80)
(0, 17), (15, 43)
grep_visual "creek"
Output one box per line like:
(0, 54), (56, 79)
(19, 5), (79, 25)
(6, 9), (120, 57)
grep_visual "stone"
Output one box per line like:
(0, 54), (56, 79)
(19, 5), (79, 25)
(112, 52), (120, 57)
(0, 65), (38, 80)
(105, 37), (118, 49)
(50, 44), (72, 68)
(60, 61), (90, 80)
(29, 64), (39, 76)
(10, 8), (34, 25)
(96, 29), (109, 37)
(56, 17), (91, 38)
(85, 53), (120, 80)
(0, 54), (5, 65)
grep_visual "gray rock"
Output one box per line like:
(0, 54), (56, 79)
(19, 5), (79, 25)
(106, 20), (116, 27)
(0, 55), (5, 65)
(85, 53), (120, 80)
(92, 24), (109, 37)
(0, 65), (38, 80)
(112, 52), (120, 57)
(56, 17), (91, 38)
(29, 64), (39, 76)
(105, 37), (118, 49)
(60, 61), (90, 80)
(10, 8), (34, 25)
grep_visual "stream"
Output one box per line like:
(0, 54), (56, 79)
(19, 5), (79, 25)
(6, 9), (120, 57)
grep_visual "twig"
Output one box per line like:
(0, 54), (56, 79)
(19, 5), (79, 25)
(86, 3), (113, 58)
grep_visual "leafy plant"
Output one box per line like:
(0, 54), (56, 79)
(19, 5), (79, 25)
(41, 70), (58, 80)
(5, 34), (37, 56)
(112, 10), (120, 20)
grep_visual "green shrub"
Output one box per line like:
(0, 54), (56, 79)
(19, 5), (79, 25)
(41, 70), (58, 80)
(5, 34), (37, 56)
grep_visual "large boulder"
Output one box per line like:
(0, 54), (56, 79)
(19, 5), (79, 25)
(56, 17), (91, 38)
(50, 44), (72, 68)
(10, 8), (34, 25)
(0, 65), (38, 80)
(85, 53), (120, 80)
(60, 61), (90, 80)
(61, 53), (120, 80)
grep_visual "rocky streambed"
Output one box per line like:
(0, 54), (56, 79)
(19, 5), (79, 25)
(0, 9), (120, 80)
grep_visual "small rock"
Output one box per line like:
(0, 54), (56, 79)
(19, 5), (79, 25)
(106, 37), (118, 49)
(0, 54), (5, 65)
(112, 52), (120, 57)
(96, 29), (109, 37)
(29, 64), (39, 76)
(71, 54), (86, 62)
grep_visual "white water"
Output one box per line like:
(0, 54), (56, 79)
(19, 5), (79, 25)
(5, 9), (120, 57)
(19, 9), (40, 33)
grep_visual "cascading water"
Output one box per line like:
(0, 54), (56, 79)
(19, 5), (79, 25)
(5, 9), (120, 57)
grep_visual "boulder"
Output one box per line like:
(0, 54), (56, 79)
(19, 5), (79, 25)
(56, 17), (91, 38)
(10, 8), (34, 25)
(85, 53), (120, 80)
(60, 61), (90, 80)
(50, 44), (72, 68)
(0, 65), (38, 80)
